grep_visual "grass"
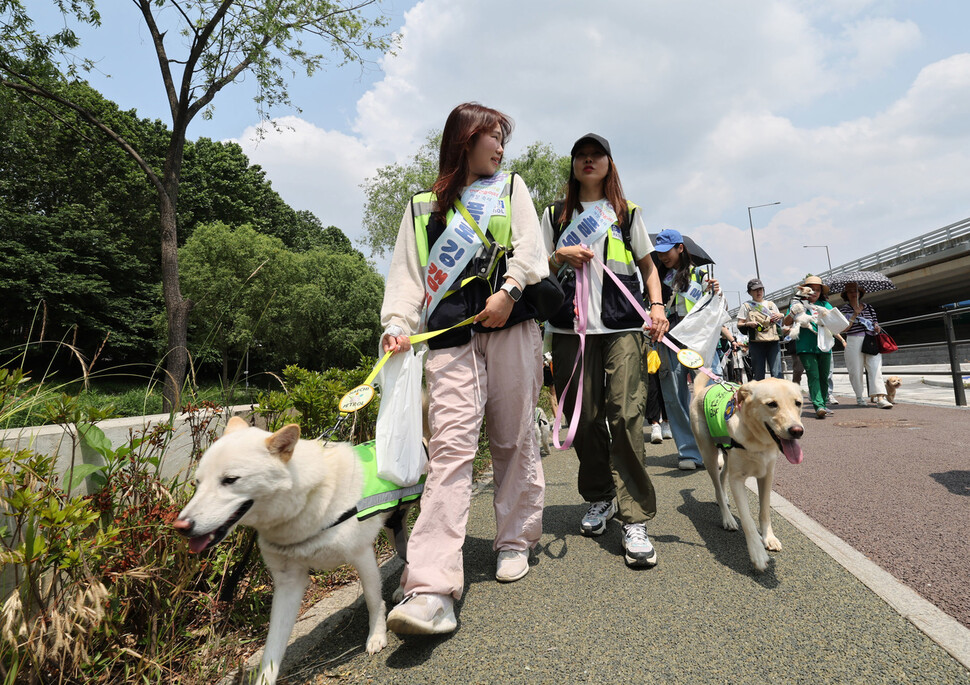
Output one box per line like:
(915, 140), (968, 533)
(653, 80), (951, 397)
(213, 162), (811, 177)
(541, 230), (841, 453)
(0, 378), (257, 429)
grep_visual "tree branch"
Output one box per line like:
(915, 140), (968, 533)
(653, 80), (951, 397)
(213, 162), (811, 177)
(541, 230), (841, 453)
(0, 65), (165, 198)
(134, 0), (179, 121)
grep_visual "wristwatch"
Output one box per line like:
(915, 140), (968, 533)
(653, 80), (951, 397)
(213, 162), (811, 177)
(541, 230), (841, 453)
(500, 282), (522, 302)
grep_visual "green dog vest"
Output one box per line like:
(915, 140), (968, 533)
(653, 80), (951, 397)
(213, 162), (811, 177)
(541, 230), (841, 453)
(703, 383), (740, 448)
(351, 441), (424, 520)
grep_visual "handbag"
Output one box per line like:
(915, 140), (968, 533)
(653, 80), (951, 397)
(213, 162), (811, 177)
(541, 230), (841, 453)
(861, 333), (880, 355)
(523, 271), (565, 321)
(878, 331), (898, 354)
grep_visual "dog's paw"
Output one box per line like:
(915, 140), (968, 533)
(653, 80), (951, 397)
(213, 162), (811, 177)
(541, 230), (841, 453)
(763, 534), (782, 552)
(750, 546), (771, 573)
(391, 585), (404, 604)
(366, 631), (388, 654)
(721, 513), (739, 531)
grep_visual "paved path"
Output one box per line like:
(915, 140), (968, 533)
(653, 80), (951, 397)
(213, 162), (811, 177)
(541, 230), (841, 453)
(273, 428), (970, 684)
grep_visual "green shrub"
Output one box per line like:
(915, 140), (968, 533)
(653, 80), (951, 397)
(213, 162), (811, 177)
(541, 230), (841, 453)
(254, 360), (378, 442)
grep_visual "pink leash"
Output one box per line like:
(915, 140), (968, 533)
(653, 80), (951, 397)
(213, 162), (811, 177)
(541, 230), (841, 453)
(552, 257), (589, 449)
(551, 255), (721, 451)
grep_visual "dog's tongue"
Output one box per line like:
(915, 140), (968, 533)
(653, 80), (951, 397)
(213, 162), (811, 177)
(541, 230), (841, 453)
(781, 438), (803, 465)
(188, 534), (212, 554)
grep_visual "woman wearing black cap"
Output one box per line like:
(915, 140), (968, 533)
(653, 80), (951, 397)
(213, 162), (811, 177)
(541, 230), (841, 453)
(737, 278), (784, 380)
(541, 133), (667, 568)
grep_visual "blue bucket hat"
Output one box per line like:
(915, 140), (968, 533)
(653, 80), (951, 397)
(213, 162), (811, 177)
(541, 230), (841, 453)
(654, 229), (683, 253)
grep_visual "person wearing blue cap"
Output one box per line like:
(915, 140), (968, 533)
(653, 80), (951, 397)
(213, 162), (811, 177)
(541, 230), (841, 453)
(652, 229), (719, 470)
(541, 133), (668, 568)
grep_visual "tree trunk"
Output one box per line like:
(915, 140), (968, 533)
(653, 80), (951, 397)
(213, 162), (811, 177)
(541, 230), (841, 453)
(159, 128), (191, 414)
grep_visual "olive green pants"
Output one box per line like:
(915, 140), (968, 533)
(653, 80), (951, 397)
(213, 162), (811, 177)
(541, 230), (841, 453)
(552, 331), (656, 523)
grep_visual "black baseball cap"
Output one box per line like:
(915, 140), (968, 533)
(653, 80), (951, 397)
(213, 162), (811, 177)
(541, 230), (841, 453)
(570, 133), (611, 158)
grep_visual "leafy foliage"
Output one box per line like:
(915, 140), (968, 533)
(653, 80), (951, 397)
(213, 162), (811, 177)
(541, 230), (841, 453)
(179, 221), (384, 378)
(254, 361), (378, 442)
(0, 0), (395, 411)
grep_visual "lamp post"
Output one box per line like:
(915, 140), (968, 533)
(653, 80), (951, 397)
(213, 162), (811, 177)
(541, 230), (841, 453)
(803, 245), (832, 271)
(747, 201), (780, 280)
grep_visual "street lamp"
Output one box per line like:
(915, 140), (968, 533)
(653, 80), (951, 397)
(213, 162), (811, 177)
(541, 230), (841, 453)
(803, 245), (832, 271)
(747, 201), (780, 280)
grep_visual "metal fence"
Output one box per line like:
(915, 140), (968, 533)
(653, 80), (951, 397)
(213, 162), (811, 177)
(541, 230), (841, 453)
(763, 216), (970, 305)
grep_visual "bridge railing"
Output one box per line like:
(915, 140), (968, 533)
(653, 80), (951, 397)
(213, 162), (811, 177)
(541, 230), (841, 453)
(763, 216), (970, 305)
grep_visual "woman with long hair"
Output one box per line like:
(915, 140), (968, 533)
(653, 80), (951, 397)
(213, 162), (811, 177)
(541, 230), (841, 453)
(652, 229), (719, 470)
(380, 103), (548, 633)
(542, 133), (668, 567)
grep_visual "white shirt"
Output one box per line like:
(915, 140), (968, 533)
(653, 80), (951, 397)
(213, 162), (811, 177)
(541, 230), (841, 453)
(541, 201), (653, 335)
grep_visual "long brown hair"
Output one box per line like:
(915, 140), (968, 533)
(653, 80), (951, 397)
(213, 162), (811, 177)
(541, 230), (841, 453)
(558, 145), (627, 229)
(432, 102), (513, 222)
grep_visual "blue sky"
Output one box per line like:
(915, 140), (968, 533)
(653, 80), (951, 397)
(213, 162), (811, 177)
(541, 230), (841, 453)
(29, 1), (970, 304)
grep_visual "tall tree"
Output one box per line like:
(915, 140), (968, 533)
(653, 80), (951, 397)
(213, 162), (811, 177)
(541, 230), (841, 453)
(0, 1), (392, 411)
(180, 221), (383, 378)
(361, 132), (570, 256)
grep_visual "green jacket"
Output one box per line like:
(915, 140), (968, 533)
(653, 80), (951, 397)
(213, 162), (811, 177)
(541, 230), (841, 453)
(789, 300), (833, 354)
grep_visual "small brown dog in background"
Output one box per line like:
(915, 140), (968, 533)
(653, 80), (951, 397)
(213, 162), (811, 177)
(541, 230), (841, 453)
(885, 376), (902, 403)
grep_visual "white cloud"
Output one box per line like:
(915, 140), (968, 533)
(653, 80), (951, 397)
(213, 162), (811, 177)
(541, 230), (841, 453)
(226, 1), (970, 296)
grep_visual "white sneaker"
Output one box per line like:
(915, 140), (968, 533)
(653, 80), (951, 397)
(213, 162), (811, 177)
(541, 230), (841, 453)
(876, 396), (893, 409)
(650, 423), (663, 444)
(678, 459), (698, 471)
(496, 550), (529, 582)
(580, 499), (617, 536)
(660, 422), (672, 440)
(830, 396), (840, 405)
(856, 397), (867, 406)
(621, 523), (658, 567)
(386, 593), (457, 635)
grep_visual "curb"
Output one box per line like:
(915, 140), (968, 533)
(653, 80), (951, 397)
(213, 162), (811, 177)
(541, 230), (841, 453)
(747, 480), (970, 670)
(921, 376), (970, 389)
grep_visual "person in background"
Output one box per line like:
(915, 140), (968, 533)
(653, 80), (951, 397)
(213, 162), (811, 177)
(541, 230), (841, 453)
(643, 343), (667, 444)
(652, 229), (719, 470)
(839, 281), (893, 409)
(736, 278), (783, 380)
(784, 275), (834, 419)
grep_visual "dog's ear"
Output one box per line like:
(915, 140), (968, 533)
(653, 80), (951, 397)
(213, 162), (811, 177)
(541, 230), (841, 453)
(266, 424), (301, 463)
(224, 416), (250, 435)
(736, 383), (754, 408)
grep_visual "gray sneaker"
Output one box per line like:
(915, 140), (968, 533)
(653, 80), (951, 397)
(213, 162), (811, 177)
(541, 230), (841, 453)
(580, 499), (617, 536)
(621, 523), (658, 567)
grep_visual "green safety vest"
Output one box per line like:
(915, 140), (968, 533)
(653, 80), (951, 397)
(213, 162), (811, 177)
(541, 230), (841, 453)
(412, 179), (513, 271)
(548, 200), (645, 329)
(703, 382), (739, 448)
(351, 441), (424, 520)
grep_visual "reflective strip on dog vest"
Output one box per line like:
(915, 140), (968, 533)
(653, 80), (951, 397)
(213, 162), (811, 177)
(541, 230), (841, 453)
(703, 383), (739, 448)
(352, 441), (424, 520)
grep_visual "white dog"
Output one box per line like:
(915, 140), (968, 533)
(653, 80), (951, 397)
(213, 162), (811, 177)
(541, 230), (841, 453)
(533, 407), (552, 458)
(175, 417), (416, 685)
(786, 285), (816, 340)
(689, 376), (805, 573)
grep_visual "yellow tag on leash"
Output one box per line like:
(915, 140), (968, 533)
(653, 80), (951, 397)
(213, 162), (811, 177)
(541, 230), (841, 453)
(676, 348), (704, 369)
(338, 384), (376, 413)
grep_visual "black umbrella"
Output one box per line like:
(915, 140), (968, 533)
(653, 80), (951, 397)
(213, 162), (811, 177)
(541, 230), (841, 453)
(825, 270), (895, 294)
(648, 233), (715, 266)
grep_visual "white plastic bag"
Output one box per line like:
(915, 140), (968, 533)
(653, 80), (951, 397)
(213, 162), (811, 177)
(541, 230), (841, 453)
(815, 306), (850, 352)
(668, 292), (732, 367)
(375, 346), (427, 486)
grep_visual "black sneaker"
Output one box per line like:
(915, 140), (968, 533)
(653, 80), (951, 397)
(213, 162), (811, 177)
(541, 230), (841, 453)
(580, 499), (617, 536)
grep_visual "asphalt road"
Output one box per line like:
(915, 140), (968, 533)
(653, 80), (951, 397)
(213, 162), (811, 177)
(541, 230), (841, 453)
(276, 428), (970, 685)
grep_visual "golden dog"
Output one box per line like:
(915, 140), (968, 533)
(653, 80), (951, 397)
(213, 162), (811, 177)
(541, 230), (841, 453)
(690, 376), (805, 572)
